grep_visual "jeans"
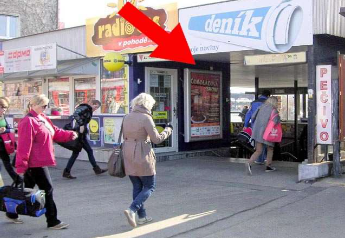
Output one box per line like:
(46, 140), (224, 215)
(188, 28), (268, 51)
(256, 144), (267, 163)
(7, 167), (61, 227)
(65, 137), (97, 172)
(129, 175), (156, 219)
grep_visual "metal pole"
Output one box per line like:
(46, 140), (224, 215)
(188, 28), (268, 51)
(255, 77), (259, 100)
(333, 58), (341, 176)
(307, 45), (316, 163)
(294, 80), (298, 157)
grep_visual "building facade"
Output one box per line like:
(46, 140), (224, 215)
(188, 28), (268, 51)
(1, 0), (345, 165)
(0, 0), (58, 40)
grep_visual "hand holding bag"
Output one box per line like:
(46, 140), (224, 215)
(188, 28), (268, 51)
(57, 120), (83, 152)
(108, 117), (126, 178)
(0, 180), (46, 217)
(263, 110), (282, 143)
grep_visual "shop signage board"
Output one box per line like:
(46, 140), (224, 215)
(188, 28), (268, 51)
(3, 43), (57, 73)
(89, 117), (100, 141)
(316, 65), (333, 145)
(244, 52), (306, 66)
(184, 69), (223, 142)
(179, 0), (313, 55)
(86, 3), (178, 57)
(152, 111), (168, 119)
(137, 53), (169, 63)
(31, 43), (57, 70)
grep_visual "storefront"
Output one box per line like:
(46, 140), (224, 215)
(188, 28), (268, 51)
(178, 0), (345, 164)
(1, 0), (345, 165)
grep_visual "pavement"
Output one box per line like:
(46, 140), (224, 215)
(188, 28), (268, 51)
(1, 156), (345, 238)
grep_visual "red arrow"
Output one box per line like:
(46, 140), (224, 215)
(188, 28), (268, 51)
(118, 2), (195, 65)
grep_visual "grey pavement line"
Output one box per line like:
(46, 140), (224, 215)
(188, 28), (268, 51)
(205, 189), (328, 238)
(179, 187), (328, 238)
(175, 176), (306, 193)
(166, 194), (288, 238)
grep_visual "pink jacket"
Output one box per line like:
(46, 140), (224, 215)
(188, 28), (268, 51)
(16, 110), (74, 174)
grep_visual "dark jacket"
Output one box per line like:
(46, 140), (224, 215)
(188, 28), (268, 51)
(244, 96), (268, 128)
(72, 104), (93, 135)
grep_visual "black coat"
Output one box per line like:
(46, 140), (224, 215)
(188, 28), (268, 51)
(65, 104), (93, 136)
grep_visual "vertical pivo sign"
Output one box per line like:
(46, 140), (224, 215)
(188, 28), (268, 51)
(316, 65), (333, 144)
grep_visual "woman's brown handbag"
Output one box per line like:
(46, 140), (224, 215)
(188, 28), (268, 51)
(108, 118), (126, 178)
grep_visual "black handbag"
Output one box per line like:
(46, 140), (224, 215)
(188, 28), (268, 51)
(108, 117), (126, 178)
(0, 181), (46, 217)
(57, 121), (83, 152)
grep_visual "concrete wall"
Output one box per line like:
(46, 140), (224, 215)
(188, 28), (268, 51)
(0, 0), (58, 38)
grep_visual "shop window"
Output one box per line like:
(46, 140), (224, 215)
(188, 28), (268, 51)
(74, 78), (96, 106)
(48, 78), (70, 115)
(101, 64), (129, 114)
(4, 81), (42, 114)
(0, 15), (18, 39)
(230, 87), (255, 123)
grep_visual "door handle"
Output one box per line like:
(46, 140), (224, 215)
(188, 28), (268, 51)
(173, 107), (177, 117)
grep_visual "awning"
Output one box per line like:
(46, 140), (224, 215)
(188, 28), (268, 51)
(0, 58), (100, 81)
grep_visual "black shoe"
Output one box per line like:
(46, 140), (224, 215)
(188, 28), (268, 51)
(265, 166), (277, 172)
(62, 169), (77, 179)
(93, 166), (108, 175)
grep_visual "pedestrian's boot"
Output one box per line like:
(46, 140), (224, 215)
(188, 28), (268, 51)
(62, 169), (77, 179)
(93, 166), (107, 175)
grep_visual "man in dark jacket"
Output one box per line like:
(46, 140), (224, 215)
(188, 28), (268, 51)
(63, 100), (107, 179)
(243, 90), (271, 165)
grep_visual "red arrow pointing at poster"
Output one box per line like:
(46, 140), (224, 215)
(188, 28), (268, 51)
(118, 3), (195, 65)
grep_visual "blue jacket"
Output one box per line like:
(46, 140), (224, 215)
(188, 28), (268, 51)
(244, 96), (268, 128)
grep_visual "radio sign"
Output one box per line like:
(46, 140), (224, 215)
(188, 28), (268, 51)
(316, 65), (333, 144)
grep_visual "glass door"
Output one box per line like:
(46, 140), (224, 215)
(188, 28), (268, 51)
(145, 67), (178, 153)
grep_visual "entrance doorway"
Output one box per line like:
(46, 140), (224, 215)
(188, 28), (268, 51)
(145, 67), (178, 153)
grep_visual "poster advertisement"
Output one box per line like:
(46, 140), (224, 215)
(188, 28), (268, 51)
(101, 66), (129, 114)
(0, 51), (4, 74)
(31, 43), (57, 71)
(184, 69), (223, 142)
(103, 117), (117, 144)
(89, 117), (100, 141)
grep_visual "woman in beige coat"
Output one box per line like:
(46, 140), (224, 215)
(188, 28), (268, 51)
(123, 93), (172, 228)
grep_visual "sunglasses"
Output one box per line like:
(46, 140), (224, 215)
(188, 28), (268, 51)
(0, 106), (8, 110)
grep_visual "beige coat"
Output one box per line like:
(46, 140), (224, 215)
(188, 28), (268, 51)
(122, 105), (172, 176)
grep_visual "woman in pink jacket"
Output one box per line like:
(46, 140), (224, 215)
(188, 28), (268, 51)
(15, 94), (77, 229)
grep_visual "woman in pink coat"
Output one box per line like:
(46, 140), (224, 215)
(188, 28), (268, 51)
(15, 94), (77, 229)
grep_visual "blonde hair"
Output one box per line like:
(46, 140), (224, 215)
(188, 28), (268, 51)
(25, 94), (49, 114)
(265, 96), (278, 108)
(0, 97), (10, 108)
(131, 93), (155, 111)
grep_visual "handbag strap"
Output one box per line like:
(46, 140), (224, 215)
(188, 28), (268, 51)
(117, 116), (126, 144)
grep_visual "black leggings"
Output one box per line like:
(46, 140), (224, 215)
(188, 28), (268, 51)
(0, 150), (18, 182)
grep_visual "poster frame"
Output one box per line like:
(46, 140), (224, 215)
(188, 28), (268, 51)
(184, 69), (223, 142)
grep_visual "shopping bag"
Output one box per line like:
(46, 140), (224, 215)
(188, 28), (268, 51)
(263, 111), (282, 142)
(0, 132), (16, 154)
